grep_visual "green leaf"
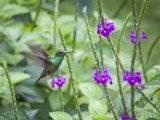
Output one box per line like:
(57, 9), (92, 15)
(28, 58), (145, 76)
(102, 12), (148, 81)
(0, 71), (30, 84)
(88, 100), (108, 118)
(0, 71), (30, 100)
(15, 85), (45, 103)
(10, 72), (30, 84)
(0, 104), (29, 120)
(25, 109), (38, 119)
(79, 82), (103, 100)
(48, 91), (70, 110)
(3, 21), (25, 41)
(16, 0), (37, 5)
(0, 52), (23, 65)
(1, 4), (29, 18)
(0, 0), (10, 9)
(31, 11), (53, 29)
(49, 111), (73, 120)
(147, 65), (160, 80)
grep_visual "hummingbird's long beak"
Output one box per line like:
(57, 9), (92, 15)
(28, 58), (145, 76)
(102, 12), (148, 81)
(65, 51), (76, 54)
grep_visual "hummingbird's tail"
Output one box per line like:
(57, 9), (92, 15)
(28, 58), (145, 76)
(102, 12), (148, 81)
(35, 77), (42, 85)
(35, 71), (47, 85)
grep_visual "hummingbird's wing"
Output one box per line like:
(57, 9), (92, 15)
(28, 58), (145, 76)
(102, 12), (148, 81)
(27, 44), (48, 58)
(22, 53), (52, 67)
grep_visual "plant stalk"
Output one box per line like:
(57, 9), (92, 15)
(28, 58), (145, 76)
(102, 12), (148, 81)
(72, 0), (78, 51)
(3, 61), (19, 120)
(130, 0), (149, 119)
(58, 87), (64, 111)
(112, 0), (129, 18)
(115, 13), (132, 119)
(146, 35), (160, 65)
(107, 37), (125, 73)
(83, 6), (118, 119)
(138, 44), (148, 82)
(136, 87), (160, 113)
(59, 29), (83, 120)
(53, 0), (59, 50)
(103, 85), (118, 120)
(31, 0), (42, 31)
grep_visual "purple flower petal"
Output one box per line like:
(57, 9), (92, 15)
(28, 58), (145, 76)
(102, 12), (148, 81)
(123, 70), (144, 89)
(129, 115), (133, 120)
(141, 31), (148, 40)
(51, 78), (56, 88)
(121, 113), (127, 120)
(56, 75), (66, 87)
(96, 18), (115, 37)
(51, 75), (67, 88)
(123, 70), (131, 81)
(130, 30), (148, 44)
(93, 68), (112, 85)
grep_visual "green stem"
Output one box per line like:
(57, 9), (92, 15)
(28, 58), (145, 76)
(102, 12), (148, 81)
(97, 0), (104, 67)
(137, 0), (149, 34)
(112, 0), (129, 18)
(83, 6), (118, 119)
(131, 86), (135, 119)
(146, 35), (160, 65)
(3, 61), (19, 120)
(117, 13), (132, 54)
(131, 0), (137, 30)
(115, 13), (132, 119)
(72, 0), (78, 51)
(136, 87), (160, 113)
(130, 0), (149, 119)
(99, 36), (104, 67)
(59, 29), (83, 120)
(107, 37), (125, 73)
(83, 6), (102, 73)
(138, 44), (148, 82)
(103, 85), (118, 120)
(97, 0), (104, 26)
(53, 0), (59, 50)
(31, 0), (42, 31)
(57, 70), (63, 111)
(58, 87), (64, 111)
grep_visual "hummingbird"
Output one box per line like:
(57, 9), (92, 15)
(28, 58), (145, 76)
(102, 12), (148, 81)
(22, 44), (73, 84)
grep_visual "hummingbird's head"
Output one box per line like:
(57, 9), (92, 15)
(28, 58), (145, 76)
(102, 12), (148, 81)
(56, 50), (74, 57)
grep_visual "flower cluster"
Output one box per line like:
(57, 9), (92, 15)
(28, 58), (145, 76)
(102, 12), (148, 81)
(51, 75), (66, 88)
(123, 70), (144, 89)
(93, 68), (112, 85)
(97, 18), (115, 37)
(130, 30), (148, 44)
(121, 114), (133, 120)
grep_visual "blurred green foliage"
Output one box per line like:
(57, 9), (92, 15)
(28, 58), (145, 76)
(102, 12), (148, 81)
(0, 0), (160, 120)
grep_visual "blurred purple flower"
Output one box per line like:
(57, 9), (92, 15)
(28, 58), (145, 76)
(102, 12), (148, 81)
(121, 114), (133, 120)
(123, 70), (144, 89)
(93, 68), (112, 85)
(97, 18), (115, 37)
(51, 78), (56, 88)
(141, 30), (148, 40)
(51, 75), (67, 88)
(129, 30), (148, 44)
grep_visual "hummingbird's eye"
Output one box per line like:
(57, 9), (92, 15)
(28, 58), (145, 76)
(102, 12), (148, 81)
(59, 52), (63, 55)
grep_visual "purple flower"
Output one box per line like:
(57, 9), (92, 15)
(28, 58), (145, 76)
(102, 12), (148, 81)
(123, 70), (144, 89)
(51, 75), (67, 88)
(129, 30), (136, 44)
(97, 18), (115, 37)
(121, 114), (133, 120)
(129, 30), (148, 44)
(93, 68), (112, 85)
(123, 70), (131, 81)
(51, 78), (56, 88)
(141, 31), (148, 39)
